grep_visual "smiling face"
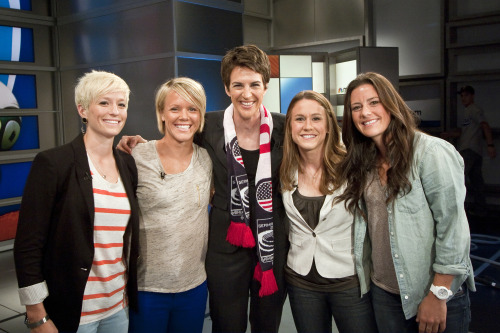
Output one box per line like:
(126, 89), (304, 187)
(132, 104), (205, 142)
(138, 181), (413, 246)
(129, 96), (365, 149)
(161, 91), (200, 144)
(350, 84), (391, 147)
(225, 66), (267, 123)
(79, 91), (127, 140)
(290, 99), (328, 154)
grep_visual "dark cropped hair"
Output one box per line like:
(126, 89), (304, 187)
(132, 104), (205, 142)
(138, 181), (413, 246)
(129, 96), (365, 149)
(220, 44), (271, 90)
(336, 72), (419, 215)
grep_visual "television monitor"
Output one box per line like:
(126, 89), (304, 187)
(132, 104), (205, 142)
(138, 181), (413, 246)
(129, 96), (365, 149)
(0, 25), (34, 62)
(0, 0), (31, 10)
(0, 115), (39, 151)
(0, 74), (37, 109)
(0, 161), (32, 200)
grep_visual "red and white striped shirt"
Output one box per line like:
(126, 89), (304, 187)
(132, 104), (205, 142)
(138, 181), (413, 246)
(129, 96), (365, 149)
(80, 158), (131, 325)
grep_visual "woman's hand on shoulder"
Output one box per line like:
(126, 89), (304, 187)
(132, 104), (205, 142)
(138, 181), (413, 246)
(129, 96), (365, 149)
(116, 135), (147, 154)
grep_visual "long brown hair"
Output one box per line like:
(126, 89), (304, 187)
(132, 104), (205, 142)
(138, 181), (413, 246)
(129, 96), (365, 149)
(336, 72), (419, 214)
(280, 90), (346, 195)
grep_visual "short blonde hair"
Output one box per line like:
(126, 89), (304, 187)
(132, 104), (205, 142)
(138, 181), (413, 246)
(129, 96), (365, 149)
(75, 70), (130, 110)
(155, 77), (206, 134)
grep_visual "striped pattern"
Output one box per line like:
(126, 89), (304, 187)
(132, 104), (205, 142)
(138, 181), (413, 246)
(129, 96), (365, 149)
(79, 161), (130, 325)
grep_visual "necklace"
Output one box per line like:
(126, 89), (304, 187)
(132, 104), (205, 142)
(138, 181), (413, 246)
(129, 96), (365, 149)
(300, 166), (322, 183)
(87, 151), (107, 179)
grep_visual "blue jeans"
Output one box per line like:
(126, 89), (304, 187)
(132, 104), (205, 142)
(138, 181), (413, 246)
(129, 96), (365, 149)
(371, 283), (471, 333)
(128, 280), (207, 333)
(76, 308), (128, 333)
(287, 283), (377, 333)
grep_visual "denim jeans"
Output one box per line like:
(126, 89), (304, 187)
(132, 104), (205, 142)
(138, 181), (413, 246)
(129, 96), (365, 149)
(371, 283), (471, 333)
(76, 307), (128, 333)
(287, 283), (377, 333)
(129, 280), (207, 333)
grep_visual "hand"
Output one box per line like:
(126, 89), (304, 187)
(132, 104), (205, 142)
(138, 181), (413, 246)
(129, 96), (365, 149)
(31, 319), (58, 333)
(116, 135), (147, 154)
(416, 292), (447, 333)
(26, 304), (58, 333)
(487, 146), (496, 159)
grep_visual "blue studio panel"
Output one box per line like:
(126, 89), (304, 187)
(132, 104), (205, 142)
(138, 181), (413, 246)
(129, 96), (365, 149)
(177, 57), (230, 112)
(0, 115), (39, 151)
(0, 25), (34, 62)
(0, 0), (31, 10)
(280, 77), (313, 114)
(0, 204), (20, 216)
(0, 161), (32, 200)
(175, 1), (242, 55)
(0, 74), (37, 109)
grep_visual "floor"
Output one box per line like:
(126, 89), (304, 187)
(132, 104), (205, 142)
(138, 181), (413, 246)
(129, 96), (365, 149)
(0, 211), (498, 333)
(0, 237), (298, 333)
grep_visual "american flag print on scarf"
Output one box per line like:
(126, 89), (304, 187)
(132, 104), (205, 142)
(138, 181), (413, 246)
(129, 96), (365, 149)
(223, 104), (278, 297)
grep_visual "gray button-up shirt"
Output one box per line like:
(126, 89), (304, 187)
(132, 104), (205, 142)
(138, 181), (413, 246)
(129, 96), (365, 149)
(354, 131), (476, 319)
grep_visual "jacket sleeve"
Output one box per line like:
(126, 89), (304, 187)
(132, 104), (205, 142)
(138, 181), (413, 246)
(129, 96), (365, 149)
(418, 139), (472, 276)
(14, 151), (58, 289)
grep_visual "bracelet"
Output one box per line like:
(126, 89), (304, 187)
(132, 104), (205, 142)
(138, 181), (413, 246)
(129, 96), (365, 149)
(25, 313), (50, 329)
(488, 144), (495, 147)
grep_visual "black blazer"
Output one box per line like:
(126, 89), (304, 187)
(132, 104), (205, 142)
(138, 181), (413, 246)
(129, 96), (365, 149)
(198, 111), (288, 258)
(14, 134), (140, 332)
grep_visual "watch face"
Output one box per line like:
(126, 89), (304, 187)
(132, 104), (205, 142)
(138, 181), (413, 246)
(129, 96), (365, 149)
(438, 288), (448, 298)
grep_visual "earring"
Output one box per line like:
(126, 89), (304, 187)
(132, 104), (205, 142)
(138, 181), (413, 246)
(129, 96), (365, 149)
(81, 118), (87, 134)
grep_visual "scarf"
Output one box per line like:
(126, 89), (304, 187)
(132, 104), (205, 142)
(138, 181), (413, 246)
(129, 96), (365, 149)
(223, 104), (278, 297)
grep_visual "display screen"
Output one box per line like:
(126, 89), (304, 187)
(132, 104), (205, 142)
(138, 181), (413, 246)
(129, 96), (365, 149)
(0, 115), (39, 151)
(0, 74), (37, 109)
(0, 0), (31, 10)
(0, 161), (32, 200)
(0, 25), (34, 62)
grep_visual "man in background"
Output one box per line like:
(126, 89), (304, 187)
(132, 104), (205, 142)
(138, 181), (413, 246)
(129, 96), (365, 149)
(442, 85), (496, 216)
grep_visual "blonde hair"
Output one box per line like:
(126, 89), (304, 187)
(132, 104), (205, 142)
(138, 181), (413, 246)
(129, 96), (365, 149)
(75, 70), (130, 110)
(155, 77), (206, 134)
(280, 90), (346, 195)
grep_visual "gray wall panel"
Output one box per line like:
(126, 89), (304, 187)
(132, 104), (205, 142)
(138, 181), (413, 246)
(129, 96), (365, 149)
(373, 0), (442, 77)
(273, 0), (314, 47)
(61, 58), (175, 142)
(56, 0), (140, 16)
(273, 0), (364, 47)
(58, 3), (174, 67)
(314, 0), (364, 42)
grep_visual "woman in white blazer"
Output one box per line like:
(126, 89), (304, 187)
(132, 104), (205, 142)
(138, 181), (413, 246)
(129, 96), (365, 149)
(280, 91), (376, 333)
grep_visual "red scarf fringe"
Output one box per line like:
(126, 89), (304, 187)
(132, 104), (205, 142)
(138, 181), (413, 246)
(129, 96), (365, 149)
(253, 263), (278, 297)
(226, 221), (255, 248)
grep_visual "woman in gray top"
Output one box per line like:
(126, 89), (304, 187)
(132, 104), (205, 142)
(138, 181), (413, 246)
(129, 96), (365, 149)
(128, 78), (212, 333)
(337, 72), (474, 333)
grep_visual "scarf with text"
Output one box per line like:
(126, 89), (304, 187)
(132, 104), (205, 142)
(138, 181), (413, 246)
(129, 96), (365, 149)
(223, 104), (277, 297)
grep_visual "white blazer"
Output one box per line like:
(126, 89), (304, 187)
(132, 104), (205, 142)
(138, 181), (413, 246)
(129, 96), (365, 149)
(284, 173), (356, 278)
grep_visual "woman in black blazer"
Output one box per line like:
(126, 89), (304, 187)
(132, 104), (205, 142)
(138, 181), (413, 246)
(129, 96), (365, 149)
(14, 70), (139, 333)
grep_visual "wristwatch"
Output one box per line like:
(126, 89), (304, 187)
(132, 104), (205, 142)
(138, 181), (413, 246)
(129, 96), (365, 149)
(24, 313), (50, 329)
(430, 284), (453, 300)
